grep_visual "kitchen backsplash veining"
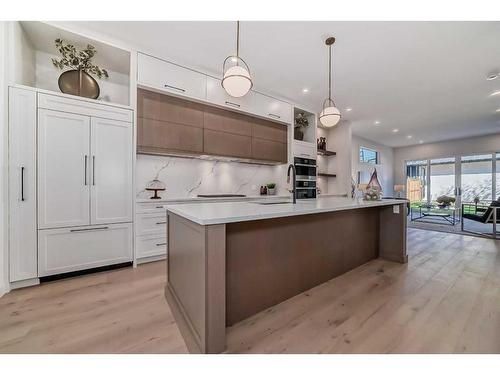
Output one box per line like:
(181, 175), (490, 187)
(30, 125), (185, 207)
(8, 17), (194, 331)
(136, 154), (290, 200)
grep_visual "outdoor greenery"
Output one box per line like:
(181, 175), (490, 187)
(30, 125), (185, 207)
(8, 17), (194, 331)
(51, 39), (109, 79)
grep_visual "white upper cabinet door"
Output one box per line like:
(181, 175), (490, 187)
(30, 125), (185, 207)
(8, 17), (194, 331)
(8, 87), (38, 282)
(38, 109), (91, 229)
(253, 93), (293, 124)
(137, 52), (207, 101)
(90, 117), (133, 225)
(206, 76), (255, 113)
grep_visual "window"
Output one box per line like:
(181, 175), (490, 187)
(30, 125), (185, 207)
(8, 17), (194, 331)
(359, 147), (379, 164)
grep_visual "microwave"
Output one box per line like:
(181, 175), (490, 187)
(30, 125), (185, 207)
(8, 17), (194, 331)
(294, 157), (317, 199)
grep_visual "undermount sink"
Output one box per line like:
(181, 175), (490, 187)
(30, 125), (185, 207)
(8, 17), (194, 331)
(252, 200), (293, 205)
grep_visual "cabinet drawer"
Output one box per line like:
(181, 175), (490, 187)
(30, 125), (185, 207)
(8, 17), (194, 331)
(136, 235), (167, 259)
(206, 76), (254, 113)
(136, 213), (167, 236)
(38, 93), (132, 122)
(136, 202), (167, 214)
(38, 223), (133, 277)
(253, 93), (292, 124)
(138, 53), (207, 101)
(293, 140), (317, 159)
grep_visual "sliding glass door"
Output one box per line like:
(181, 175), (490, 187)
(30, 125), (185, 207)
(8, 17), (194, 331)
(406, 160), (428, 204)
(460, 154), (493, 204)
(429, 157), (456, 203)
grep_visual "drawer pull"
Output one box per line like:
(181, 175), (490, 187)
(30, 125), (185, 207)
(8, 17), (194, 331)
(156, 243), (167, 247)
(70, 226), (109, 232)
(268, 113), (281, 119)
(225, 101), (240, 108)
(156, 206), (164, 209)
(164, 84), (186, 92)
(156, 221), (167, 225)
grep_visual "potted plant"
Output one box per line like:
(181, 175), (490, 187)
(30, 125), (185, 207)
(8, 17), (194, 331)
(266, 183), (276, 195)
(51, 38), (109, 99)
(294, 112), (309, 141)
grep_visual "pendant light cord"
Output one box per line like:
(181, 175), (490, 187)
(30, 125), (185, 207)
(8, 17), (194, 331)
(328, 43), (332, 101)
(236, 21), (240, 58)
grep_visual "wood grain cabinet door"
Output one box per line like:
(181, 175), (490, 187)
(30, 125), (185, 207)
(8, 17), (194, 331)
(252, 120), (288, 163)
(204, 129), (252, 159)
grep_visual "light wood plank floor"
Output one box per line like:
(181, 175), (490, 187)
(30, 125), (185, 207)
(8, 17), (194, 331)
(1, 228), (499, 354)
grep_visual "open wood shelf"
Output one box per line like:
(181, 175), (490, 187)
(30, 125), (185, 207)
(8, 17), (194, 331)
(318, 172), (337, 178)
(317, 149), (336, 156)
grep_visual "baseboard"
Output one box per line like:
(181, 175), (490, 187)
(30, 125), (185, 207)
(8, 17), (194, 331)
(136, 254), (166, 265)
(10, 277), (40, 290)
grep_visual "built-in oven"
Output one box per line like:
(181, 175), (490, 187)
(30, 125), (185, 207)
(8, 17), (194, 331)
(294, 157), (317, 199)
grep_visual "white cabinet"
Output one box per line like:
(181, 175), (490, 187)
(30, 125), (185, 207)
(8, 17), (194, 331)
(8, 87), (37, 282)
(137, 52), (207, 101)
(293, 140), (317, 159)
(38, 109), (91, 229)
(135, 202), (167, 263)
(206, 76), (254, 113)
(90, 118), (133, 224)
(38, 223), (133, 277)
(254, 93), (292, 124)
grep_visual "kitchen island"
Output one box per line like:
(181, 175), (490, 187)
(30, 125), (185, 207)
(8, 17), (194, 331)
(164, 197), (407, 353)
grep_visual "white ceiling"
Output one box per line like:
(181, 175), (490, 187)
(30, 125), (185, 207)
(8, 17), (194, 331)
(59, 21), (500, 148)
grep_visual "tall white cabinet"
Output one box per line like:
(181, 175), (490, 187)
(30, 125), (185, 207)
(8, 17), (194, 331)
(9, 86), (135, 284)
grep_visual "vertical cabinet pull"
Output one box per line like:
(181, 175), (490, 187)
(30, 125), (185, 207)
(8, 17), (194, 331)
(20, 166), (25, 201)
(92, 156), (96, 186)
(84, 155), (88, 185)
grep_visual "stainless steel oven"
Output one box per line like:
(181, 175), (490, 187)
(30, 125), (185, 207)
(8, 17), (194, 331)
(294, 157), (317, 199)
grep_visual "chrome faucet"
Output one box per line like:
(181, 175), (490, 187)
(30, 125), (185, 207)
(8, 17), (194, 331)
(287, 164), (297, 204)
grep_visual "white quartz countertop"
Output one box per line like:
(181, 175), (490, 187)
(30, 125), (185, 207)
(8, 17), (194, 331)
(164, 197), (404, 225)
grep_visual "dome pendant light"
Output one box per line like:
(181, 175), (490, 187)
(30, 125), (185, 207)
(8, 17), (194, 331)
(222, 21), (253, 98)
(319, 37), (341, 128)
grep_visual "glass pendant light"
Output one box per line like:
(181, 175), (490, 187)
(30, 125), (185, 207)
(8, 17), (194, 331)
(222, 21), (253, 98)
(319, 37), (341, 128)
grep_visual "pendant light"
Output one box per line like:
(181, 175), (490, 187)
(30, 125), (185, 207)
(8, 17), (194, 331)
(319, 37), (341, 128)
(222, 21), (253, 98)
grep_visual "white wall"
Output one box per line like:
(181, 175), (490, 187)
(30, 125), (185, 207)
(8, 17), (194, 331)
(352, 135), (394, 195)
(0, 22), (9, 296)
(393, 133), (500, 186)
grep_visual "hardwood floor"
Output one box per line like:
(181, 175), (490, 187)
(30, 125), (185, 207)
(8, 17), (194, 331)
(1, 228), (499, 353)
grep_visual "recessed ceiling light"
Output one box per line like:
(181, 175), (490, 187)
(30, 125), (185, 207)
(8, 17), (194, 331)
(302, 88), (309, 93)
(419, 140), (424, 144)
(490, 90), (500, 97)
(392, 128), (399, 133)
(407, 135), (413, 139)
(345, 107), (352, 112)
(487, 73), (499, 81)
(374, 120), (380, 125)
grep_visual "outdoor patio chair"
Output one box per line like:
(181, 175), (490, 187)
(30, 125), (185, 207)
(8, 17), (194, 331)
(461, 201), (500, 238)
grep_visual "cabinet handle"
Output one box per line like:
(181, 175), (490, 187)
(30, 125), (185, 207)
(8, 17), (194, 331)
(92, 156), (96, 186)
(20, 166), (25, 201)
(156, 206), (164, 209)
(164, 84), (186, 92)
(70, 226), (109, 232)
(84, 155), (88, 185)
(156, 221), (167, 225)
(268, 113), (281, 119)
(225, 101), (240, 108)
(156, 243), (167, 246)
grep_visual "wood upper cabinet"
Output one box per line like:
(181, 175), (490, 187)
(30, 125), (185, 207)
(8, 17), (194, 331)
(137, 53), (207, 101)
(137, 88), (288, 164)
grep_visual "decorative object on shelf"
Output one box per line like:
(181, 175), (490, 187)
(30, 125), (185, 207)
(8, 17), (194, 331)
(317, 137), (327, 150)
(319, 37), (341, 128)
(222, 21), (253, 98)
(52, 39), (109, 99)
(436, 195), (455, 208)
(394, 184), (406, 198)
(294, 112), (309, 141)
(363, 168), (382, 201)
(266, 182), (276, 195)
(145, 179), (166, 200)
(260, 185), (268, 195)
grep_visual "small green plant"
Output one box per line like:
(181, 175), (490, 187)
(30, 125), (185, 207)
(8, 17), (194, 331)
(266, 183), (276, 189)
(51, 39), (109, 79)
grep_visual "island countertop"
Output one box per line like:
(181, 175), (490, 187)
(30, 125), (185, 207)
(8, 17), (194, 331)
(164, 196), (404, 225)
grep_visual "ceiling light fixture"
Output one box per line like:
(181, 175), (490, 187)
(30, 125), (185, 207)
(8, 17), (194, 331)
(302, 88), (309, 93)
(407, 135), (413, 139)
(490, 90), (500, 97)
(392, 128), (399, 133)
(374, 120), (380, 125)
(345, 107), (352, 112)
(419, 140), (424, 144)
(319, 37), (341, 128)
(222, 21), (253, 98)
(487, 73), (499, 81)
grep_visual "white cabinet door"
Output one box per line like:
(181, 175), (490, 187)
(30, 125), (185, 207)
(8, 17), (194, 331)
(293, 140), (317, 159)
(253, 93), (292, 124)
(206, 76), (255, 113)
(137, 52), (207, 101)
(8, 87), (37, 282)
(136, 235), (167, 260)
(38, 223), (133, 277)
(90, 118), (133, 225)
(38, 109), (90, 229)
(136, 213), (167, 236)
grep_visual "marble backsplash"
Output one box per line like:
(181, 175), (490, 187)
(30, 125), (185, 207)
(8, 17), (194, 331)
(136, 154), (291, 200)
